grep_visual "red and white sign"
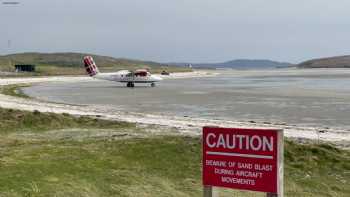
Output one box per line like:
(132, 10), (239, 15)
(203, 127), (283, 194)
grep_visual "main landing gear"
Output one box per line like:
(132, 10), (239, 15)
(127, 82), (135, 87)
(126, 82), (156, 87)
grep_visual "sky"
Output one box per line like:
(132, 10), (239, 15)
(1, 0), (350, 63)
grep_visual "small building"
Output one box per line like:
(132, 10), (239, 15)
(15, 64), (36, 72)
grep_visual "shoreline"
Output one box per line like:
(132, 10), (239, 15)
(0, 71), (349, 148)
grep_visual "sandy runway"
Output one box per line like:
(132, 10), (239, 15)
(0, 70), (349, 148)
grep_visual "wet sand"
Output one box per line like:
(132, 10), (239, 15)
(24, 69), (350, 129)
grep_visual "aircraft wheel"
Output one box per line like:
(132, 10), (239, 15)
(126, 82), (131, 87)
(151, 83), (155, 87)
(131, 82), (135, 88)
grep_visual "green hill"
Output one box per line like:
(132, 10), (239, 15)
(0, 52), (191, 75)
(298, 55), (350, 68)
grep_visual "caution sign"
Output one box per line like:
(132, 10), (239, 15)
(202, 127), (283, 194)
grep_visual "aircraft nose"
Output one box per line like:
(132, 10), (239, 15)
(152, 75), (163, 81)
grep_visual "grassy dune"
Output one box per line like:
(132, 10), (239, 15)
(0, 53), (192, 76)
(0, 108), (349, 196)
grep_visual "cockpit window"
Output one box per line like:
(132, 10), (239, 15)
(135, 71), (148, 77)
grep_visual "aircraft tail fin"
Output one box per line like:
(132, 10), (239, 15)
(83, 56), (99, 77)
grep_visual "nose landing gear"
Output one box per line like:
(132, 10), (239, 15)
(127, 82), (135, 87)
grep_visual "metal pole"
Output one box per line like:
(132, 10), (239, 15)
(8, 40), (12, 69)
(203, 186), (218, 197)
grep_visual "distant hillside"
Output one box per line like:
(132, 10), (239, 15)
(298, 55), (350, 68)
(0, 52), (191, 75)
(171, 59), (292, 69)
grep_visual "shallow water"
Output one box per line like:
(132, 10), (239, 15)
(23, 69), (350, 129)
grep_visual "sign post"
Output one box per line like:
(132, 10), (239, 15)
(202, 127), (283, 197)
(203, 185), (218, 197)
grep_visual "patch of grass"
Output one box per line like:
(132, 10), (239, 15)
(284, 140), (350, 196)
(34, 64), (86, 76)
(0, 84), (31, 98)
(0, 134), (349, 196)
(0, 108), (349, 196)
(0, 108), (135, 134)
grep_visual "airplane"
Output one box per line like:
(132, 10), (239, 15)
(83, 56), (162, 87)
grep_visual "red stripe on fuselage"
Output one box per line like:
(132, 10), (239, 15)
(84, 57), (91, 66)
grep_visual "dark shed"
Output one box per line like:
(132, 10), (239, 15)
(15, 64), (36, 72)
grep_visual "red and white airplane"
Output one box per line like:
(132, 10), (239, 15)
(83, 56), (162, 87)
